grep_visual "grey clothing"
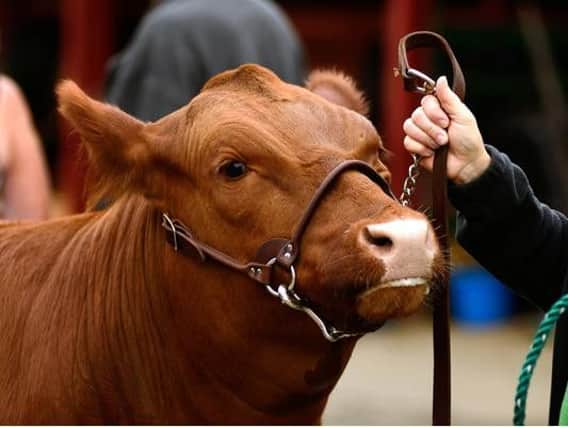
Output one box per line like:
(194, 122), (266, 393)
(105, 0), (306, 121)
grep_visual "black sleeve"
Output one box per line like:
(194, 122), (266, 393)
(448, 145), (568, 310)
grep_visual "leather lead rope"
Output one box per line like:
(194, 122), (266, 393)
(397, 31), (466, 426)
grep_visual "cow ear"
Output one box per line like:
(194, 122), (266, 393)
(57, 80), (155, 206)
(306, 70), (369, 117)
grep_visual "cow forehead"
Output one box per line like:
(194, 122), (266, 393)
(202, 63), (290, 97)
(189, 66), (379, 155)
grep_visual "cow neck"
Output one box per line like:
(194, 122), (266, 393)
(30, 196), (178, 420)
(167, 299), (359, 424)
(162, 159), (395, 343)
(158, 238), (360, 423)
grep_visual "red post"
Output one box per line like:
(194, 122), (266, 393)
(57, 0), (114, 212)
(379, 0), (431, 197)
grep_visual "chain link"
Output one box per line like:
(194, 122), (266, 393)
(399, 153), (421, 206)
(399, 80), (436, 207)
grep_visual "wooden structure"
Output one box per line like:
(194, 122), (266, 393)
(3, 0), (435, 211)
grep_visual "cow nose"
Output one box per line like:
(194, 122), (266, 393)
(363, 227), (394, 255)
(361, 219), (437, 281)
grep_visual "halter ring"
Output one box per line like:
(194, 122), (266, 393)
(265, 263), (296, 297)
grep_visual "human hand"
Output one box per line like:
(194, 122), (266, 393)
(402, 76), (491, 184)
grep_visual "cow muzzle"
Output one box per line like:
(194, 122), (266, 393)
(162, 160), (437, 342)
(355, 218), (438, 321)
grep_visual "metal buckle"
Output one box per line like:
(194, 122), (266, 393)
(406, 68), (436, 95)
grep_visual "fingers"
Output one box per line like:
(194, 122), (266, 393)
(435, 76), (468, 118)
(408, 107), (448, 146)
(403, 98), (449, 161)
(419, 155), (434, 172)
(403, 76), (482, 178)
(421, 95), (449, 128)
(403, 135), (435, 157)
(402, 118), (438, 150)
(403, 136), (435, 172)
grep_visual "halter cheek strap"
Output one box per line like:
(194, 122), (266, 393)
(162, 159), (394, 342)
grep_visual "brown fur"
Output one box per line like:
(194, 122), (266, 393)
(0, 64), (442, 423)
(306, 69), (369, 117)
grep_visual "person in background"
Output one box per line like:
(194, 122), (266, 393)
(105, 0), (306, 121)
(403, 76), (568, 425)
(0, 75), (50, 220)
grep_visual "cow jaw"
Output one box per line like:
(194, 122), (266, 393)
(355, 279), (430, 321)
(379, 277), (430, 290)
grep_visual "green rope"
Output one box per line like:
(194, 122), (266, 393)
(514, 294), (568, 425)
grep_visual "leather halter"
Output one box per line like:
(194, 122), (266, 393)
(397, 30), (466, 426)
(162, 160), (395, 342)
(398, 31), (466, 100)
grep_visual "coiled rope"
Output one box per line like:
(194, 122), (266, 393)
(514, 294), (568, 425)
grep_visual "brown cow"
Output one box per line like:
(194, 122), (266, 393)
(0, 64), (442, 424)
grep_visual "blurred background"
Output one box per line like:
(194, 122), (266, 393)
(1, 0), (567, 424)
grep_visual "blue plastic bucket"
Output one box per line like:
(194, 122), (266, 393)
(451, 266), (515, 327)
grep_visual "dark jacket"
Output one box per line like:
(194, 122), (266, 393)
(448, 145), (568, 425)
(105, 0), (306, 122)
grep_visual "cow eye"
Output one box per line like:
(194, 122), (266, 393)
(219, 160), (248, 180)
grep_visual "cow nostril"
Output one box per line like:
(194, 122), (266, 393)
(374, 236), (393, 248)
(363, 227), (394, 250)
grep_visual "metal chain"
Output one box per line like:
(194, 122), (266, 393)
(399, 81), (436, 207)
(399, 153), (421, 206)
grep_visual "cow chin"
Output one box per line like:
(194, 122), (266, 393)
(355, 281), (429, 322)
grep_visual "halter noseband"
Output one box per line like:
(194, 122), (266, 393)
(162, 159), (395, 342)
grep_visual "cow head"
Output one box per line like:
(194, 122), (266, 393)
(58, 64), (442, 338)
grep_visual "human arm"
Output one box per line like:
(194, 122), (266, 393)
(403, 76), (568, 310)
(449, 145), (568, 309)
(2, 76), (50, 220)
